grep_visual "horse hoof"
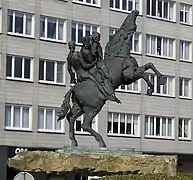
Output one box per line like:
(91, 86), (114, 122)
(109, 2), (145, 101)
(71, 140), (78, 147)
(147, 89), (153, 96)
(99, 140), (106, 147)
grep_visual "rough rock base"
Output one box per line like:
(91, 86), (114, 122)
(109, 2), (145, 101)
(7, 150), (177, 176)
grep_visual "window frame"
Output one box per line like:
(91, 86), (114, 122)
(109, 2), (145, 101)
(179, 77), (192, 99)
(72, 21), (100, 45)
(116, 80), (141, 93)
(180, 3), (192, 25)
(40, 15), (67, 43)
(178, 118), (191, 140)
(74, 115), (98, 134)
(147, 73), (175, 97)
(110, 0), (142, 15)
(37, 107), (64, 133)
(146, 0), (176, 22)
(7, 10), (35, 38)
(179, 40), (192, 62)
(5, 104), (32, 131)
(72, 0), (101, 7)
(39, 59), (65, 85)
(146, 34), (175, 59)
(107, 112), (140, 137)
(6, 54), (33, 82)
(145, 115), (174, 139)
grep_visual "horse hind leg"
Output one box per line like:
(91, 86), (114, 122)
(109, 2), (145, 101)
(142, 73), (154, 96)
(67, 102), (83, 147)
(81, 107), (106, 147)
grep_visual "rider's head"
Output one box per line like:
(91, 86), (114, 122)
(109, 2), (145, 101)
(92, 32), (100, 42)
(82, 36), (91, 48)
(68, 41), (75, 51)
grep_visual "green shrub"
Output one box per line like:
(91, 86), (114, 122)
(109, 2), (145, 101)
(100, 173), (193, 180)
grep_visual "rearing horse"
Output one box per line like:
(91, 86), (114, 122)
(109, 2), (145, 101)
(58, 10), (166, 147)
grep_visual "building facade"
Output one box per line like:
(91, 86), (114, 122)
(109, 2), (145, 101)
(0, 0), (193, 178)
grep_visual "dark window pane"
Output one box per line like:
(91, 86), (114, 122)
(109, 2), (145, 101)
(39, 60), (44, 80)
(180, 11), (183, 22)
(86, 25), (91, 37)
(78, 24), (83, 43)
(128, 0), (133, 11)
(6, 56), (12, 77)
(8, 13), (13, 32)
(122, 0), (127, 10)
(115, 0), (120, 8)
(14, 56), (22, 78)
(110, 0), (113, 7)
(24, 58), (31, 79)
(158, 0), (162, 17)
(107, 121), (111, 133)
(156, 117), (160, 135)
(120, 122), (125, 134)
(152, 0), (156, 16)
(47, 18), (56, 39)
(76, 120), (81, 131)
(86, 0), (91, 3)
(46, 61), (54, 81)
(147, 0), (150, 15)
(113, 122), (118, 133)
(57, 62), (63, 83)
(71, 23), (76, 42)
(178, 119), (182, 137)
(40, 17), (45, 37)
(179, 78), (183, 96)
(126, 123), (131, 134)
(15, 12), (23, 34)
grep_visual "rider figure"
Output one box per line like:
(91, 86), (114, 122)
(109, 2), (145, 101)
(67, 41), (77, 85)
(90, 32), (121, 104)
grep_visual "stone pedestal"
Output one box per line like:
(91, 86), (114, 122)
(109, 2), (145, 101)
(7, 147), (178, 177)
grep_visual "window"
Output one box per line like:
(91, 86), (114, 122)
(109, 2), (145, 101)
(6, 55), (33, 81)
(72, 21), (99, 44)
(145, 115), (174, 138)
(109, 28), (141, 53)
(40, 16), (66, 42)
(180, 3), (192, 24)
(180, 40), (192, 61)
(146, 34), (175, 58)
(147, 74), (175, 96)
(179, 77), (191, 98)
(146, 0), (175, 21)
(178, 118), (191, 140)
(117, 80), (140, 93)
(73, 0), (101, 7)
(110, 0), (140, 13)
(38, 107), (63, 133)
(8, 10), (34, 37)
(5, 104), (31, 130)
(108, 112), (140, 136)
(75, 115), (98, 133)
(39, 59), (65, 84)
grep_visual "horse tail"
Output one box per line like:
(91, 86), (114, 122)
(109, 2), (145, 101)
(57, 88), (73, 121)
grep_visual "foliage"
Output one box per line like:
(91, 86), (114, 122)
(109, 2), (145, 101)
(100, 173), (193, 180)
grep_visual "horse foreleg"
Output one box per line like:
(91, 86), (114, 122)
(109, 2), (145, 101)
(81, 107), (106, 147)
(67, 102), (83, 147)
(134, 62), (166, 85)
(142, 73), (154, 96)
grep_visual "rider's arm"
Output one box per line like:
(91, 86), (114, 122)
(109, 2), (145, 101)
(79, 57), (97, 70)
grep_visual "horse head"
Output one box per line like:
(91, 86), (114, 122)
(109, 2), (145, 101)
(120, 10), (139, 33)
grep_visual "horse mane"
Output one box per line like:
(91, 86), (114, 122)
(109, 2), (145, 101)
(104, 10), (138, 60)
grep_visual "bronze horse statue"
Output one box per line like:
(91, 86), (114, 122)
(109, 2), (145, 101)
(58, 10), (166, 147)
